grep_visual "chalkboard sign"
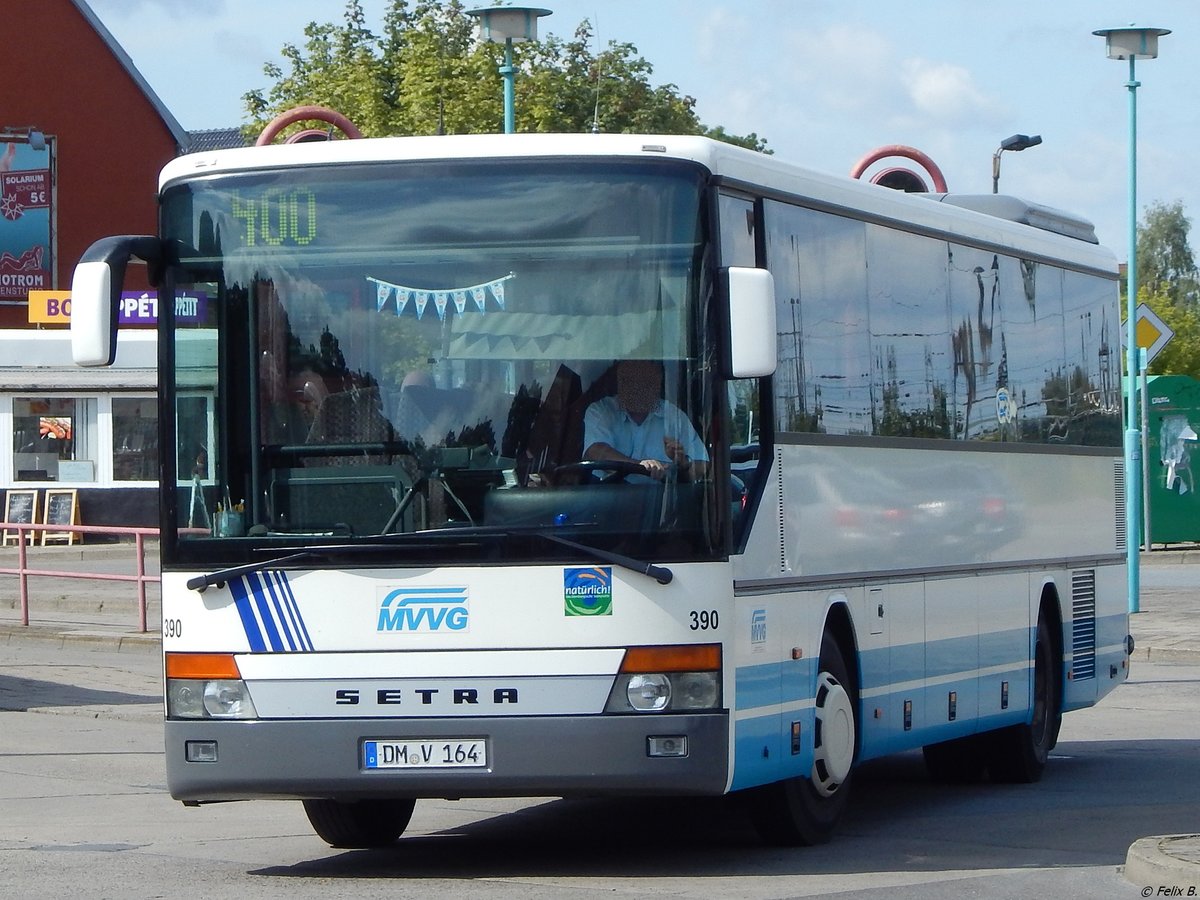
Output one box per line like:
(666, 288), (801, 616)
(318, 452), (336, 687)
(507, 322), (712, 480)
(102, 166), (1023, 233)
(3, 490), (38, 546)
(42, 489), (78, 546)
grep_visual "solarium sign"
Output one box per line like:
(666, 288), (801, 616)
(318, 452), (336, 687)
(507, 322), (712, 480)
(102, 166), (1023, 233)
(27, 290), (207, 325)
(0, 140), (52, 301)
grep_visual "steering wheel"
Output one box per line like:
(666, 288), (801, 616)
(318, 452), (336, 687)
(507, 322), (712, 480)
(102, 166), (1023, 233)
(552, 459), (649, 484)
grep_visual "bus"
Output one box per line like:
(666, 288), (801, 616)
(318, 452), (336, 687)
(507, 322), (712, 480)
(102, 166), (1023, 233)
(70, 133), (1131, 847)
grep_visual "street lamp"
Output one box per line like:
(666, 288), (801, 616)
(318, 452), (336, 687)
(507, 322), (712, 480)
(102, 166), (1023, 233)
(0, 126), (46, 151)
(467, 6), (552, 134)
(1093, 24), (1170, 615)
(991, 133), (1042, 193)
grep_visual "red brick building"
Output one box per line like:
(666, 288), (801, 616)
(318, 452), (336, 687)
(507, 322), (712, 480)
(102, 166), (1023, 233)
(2, 0), (188, 328)
(0, 0), (197, 526)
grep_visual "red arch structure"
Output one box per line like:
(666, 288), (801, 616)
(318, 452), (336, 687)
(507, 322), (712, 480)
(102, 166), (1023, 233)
(255, 105), (364, 146)
(849, 144), (948, 193)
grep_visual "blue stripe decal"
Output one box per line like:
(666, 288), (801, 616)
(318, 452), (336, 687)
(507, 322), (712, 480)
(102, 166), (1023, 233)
(245, 571), (285, 652)
(735, 661), (782, 711)
(275, 571), (315, 651)
(228, 576), (266, 652)
(259, 571), (296, 651)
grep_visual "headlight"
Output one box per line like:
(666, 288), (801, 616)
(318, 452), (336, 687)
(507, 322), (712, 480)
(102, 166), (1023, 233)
(203, 680), (257, 718)
(605, 671), (721, 713)
(167, 678), (258, 719)
(627, 674), (671, 711)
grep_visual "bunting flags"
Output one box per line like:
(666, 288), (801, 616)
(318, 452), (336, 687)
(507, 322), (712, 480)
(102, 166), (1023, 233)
(366, 273), (514, 321)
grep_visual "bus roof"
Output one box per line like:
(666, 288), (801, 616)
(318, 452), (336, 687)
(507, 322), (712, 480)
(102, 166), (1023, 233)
(161, 132), (1117, 275)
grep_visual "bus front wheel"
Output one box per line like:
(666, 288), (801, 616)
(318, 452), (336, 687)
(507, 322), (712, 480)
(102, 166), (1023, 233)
(302, 797), (416, 848)
(749, 632), (856, 845)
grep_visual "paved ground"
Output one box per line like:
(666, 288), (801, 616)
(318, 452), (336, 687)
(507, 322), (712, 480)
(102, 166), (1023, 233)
(1, 539), (1198, 887)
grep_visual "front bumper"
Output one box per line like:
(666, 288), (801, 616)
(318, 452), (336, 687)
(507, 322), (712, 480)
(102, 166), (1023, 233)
(166, 712), (729, 802)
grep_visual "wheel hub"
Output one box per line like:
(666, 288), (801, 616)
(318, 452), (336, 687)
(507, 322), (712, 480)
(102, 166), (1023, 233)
(812, 671), (855, 796)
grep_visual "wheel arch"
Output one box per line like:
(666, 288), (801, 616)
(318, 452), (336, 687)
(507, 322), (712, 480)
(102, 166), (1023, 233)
(1037, 580), (1065, 694)
(821, 599), (861, 752)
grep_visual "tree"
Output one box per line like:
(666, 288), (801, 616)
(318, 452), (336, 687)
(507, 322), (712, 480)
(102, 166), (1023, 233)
(1136, 200), (1200, 307)
(1142, 285), (1200, 379)
(243, 0), (768, 151)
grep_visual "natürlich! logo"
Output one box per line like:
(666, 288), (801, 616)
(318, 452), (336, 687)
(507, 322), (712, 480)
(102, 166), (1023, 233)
(563, 567), (612, 616)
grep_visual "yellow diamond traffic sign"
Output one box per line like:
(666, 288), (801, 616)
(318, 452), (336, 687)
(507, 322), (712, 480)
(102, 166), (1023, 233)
(1135, 303), (1174, 364)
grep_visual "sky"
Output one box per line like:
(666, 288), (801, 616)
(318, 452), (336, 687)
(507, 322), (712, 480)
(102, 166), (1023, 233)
(86, 0), (1200, 259)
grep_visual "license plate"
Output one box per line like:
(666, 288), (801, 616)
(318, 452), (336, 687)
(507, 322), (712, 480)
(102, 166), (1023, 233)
(363, 738), (488, 770)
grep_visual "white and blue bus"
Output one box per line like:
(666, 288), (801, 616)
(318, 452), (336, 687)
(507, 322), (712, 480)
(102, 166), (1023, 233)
(71, 133), (1130, 847)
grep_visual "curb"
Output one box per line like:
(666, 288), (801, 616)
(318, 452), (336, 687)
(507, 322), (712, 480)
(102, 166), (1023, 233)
(1125, 834), (1200, 890)
(0, 624), (159, 654)
(1131, 646), (1200, 664)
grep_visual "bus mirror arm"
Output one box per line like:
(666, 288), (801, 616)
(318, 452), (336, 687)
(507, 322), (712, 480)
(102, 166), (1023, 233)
(71, 235), (166, 367)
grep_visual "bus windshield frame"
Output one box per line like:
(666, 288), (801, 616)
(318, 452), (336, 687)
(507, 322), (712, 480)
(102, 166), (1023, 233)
(158, 157), (729, 569)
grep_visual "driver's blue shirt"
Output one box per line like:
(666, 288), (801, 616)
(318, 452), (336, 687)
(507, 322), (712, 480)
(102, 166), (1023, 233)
(583, 396), (709, 471)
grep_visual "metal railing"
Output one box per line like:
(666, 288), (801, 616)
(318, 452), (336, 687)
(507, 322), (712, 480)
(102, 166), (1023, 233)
(0, 522), (160, 632)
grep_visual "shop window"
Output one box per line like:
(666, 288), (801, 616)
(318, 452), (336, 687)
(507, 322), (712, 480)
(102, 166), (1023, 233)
(112, 397), (159, 481)
(13, 397), (96, 482)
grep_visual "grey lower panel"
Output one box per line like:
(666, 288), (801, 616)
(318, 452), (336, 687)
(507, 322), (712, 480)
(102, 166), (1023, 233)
(166, 713), (729, 803)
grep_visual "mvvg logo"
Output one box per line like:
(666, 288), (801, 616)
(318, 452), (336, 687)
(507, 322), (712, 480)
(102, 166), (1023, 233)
(750, 609), (767, 649)
(377, 587), (469, 632)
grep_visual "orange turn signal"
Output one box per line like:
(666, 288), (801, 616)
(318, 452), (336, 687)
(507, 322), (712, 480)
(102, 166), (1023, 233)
(165, 652), (241, 680)
(620, 644), (720, 673)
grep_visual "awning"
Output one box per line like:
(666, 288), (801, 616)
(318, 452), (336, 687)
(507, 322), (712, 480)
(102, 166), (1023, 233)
(0, 367), (158, 391)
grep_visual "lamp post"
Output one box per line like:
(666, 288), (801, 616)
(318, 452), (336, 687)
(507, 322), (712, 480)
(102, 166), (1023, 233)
(991, 133), (1042, 193)
(0, 126), (46, 151)
(467, 6), (552, 134)
(1093, 24), (1170, 615)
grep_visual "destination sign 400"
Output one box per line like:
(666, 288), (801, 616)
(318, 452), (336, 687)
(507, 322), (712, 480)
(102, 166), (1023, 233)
(231, 188), (317, 247)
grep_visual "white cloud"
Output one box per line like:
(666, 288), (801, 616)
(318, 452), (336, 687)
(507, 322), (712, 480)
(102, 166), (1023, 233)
(901, 58), (1002, 121)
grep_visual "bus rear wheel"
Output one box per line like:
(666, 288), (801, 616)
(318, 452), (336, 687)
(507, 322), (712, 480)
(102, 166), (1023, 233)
(749, 633), (856, 846)
(986, 612), (1061, 783)
(302, 797), (416, 848)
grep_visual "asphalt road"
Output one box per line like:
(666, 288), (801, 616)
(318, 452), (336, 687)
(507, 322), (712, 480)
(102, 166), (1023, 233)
(1, 639), (1191, 899)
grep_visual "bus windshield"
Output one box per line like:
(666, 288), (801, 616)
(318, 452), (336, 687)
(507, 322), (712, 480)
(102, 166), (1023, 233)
(162, 158), (724, 565)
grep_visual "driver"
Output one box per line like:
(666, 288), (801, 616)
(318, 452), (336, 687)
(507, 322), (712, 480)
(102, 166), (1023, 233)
(582, 359), (709, 482)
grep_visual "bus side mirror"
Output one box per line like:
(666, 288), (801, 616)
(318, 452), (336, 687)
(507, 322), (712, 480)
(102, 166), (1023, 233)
(722, 266), (777, 379)
(71, 236), (165, 366)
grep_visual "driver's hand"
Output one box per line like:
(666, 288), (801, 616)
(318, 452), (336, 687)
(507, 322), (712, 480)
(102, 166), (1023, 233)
(639, 458), (670, 480)
(663, 436), (687, 466)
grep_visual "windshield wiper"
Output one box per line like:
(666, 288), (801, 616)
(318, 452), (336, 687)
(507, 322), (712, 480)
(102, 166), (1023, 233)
(187, 551), (323, 593)
(185, 526), (673, 593)
(364, 524), (673, 584)
(185, 544), (413, 593)
(533, 531), (674, 585)
(367, 524), (673, 584)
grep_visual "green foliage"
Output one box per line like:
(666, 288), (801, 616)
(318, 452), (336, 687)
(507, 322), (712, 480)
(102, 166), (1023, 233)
(1135, 200), (1200, 307)
(1141, 285), (1200, 380)
(242, 0), (768, 150)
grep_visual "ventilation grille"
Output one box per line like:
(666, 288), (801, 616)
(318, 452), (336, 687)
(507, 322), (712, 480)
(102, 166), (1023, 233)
(1113, 459), (1127, 552)
(777, 448), (787, 573)
(1071, 569), (1097, 681)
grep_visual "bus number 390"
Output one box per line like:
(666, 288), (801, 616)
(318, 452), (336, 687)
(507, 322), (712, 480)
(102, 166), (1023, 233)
(690, 610), (718, 630)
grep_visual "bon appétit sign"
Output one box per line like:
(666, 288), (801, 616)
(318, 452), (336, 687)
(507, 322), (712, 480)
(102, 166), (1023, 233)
(27, 290), (207, 325)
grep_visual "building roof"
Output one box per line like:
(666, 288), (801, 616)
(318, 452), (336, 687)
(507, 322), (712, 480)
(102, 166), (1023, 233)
(69, 0), (189, 152)
(187, 128), (251, 153)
